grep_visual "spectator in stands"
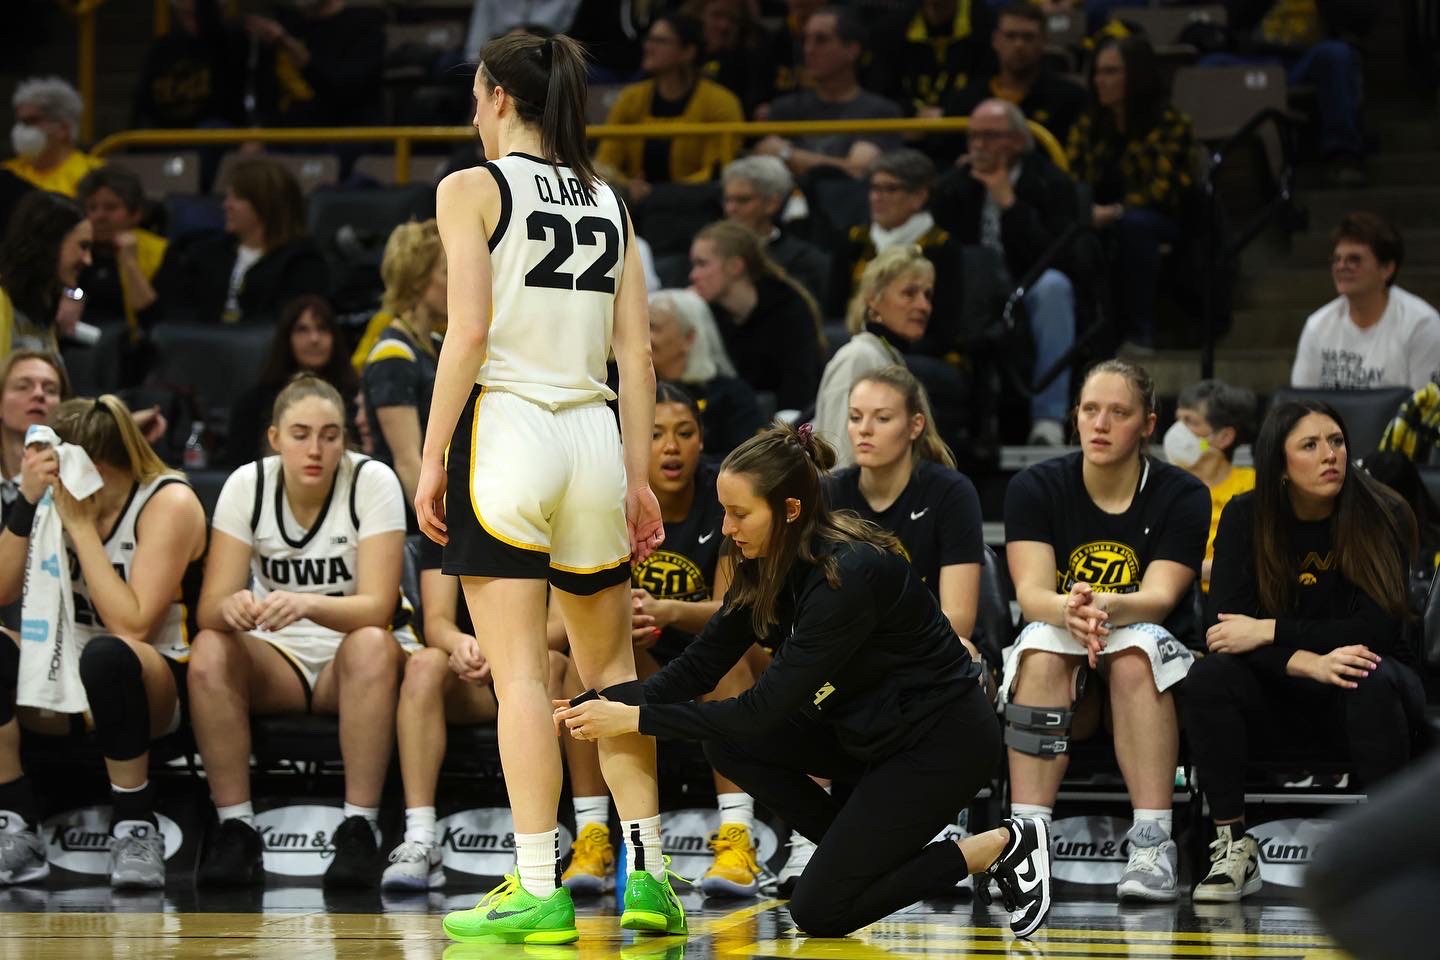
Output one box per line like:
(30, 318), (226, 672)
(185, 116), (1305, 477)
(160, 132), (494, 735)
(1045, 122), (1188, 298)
(867, 0), (996, 116)
(1292, 213), (1440, 392)
(463, 0), (580, 61)
(689, 221), (824, 415)
(757, 0), (826, 116)
(0, 171), (34, 229)
(941, 4), (1086, 156)
(1067, 36), (1194, 349)
(1004, 359), (1208, 903)
(1362, 449), (1440, 589)
(721, 156), (829, 303)
(931, 99), (1078, 444)
(814, 247), (928, 462)
(594, 13), (745, 203)
(226, 294), (358, 468)
(189, 374), (413, 889)
(559, 383), (767, 899)
(755, 7), (903, 180)
(0, 395), (208, 889)
(1380, 381), (1440, 465)
(697, 0), (771, 117)
(380, 528), (500, 891)
(0, 191), (92, 362)
(4, 77), (102, 197)
(158, 157), (329, 325)
(1168, 379), (1257, 592)
(649, 288), (763, 455)
(1203, 0), (1371, 187)
(1186, 398), (1427, 903)
(827, 150), (965, 356)
(76, 165), (166, 332)
(247, 0), (384, 130)
(133, 0), (247, 130)
(361, 220), (446, 506)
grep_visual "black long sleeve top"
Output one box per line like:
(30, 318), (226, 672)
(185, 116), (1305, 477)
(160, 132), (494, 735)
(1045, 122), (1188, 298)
(1206, 492), (1411, 679)
(638, 539), (983, 760)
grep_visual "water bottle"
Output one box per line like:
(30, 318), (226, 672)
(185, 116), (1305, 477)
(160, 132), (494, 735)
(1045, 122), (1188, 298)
(183, 421), (207, 470)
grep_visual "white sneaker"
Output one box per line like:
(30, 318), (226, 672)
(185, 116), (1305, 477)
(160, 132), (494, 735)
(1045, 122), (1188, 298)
(380, 840), (445, 891)
(774, 832), (815, 898)
(1193, 825), (1261, 903)
(0, 825), (48, 885)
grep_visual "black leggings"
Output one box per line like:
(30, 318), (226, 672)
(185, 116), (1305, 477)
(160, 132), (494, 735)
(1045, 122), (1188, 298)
(1182, 652), (1425, 822)
(703, 684), (1001, 938)
(1304, 751), (1440, 960)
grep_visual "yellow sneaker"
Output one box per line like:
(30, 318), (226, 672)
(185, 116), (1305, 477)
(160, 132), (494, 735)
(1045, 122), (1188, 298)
(699, 823), (760, 898)
(561, 822), (614, 896)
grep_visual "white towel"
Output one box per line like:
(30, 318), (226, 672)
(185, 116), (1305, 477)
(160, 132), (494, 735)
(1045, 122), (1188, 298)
(999, 620), (1194, 707)
(16, 424), (104, 714)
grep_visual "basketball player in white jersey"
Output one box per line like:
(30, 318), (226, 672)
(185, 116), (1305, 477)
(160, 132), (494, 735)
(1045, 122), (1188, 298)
(188, 375), (416, 890)
(415, 33), (684, 945)
(0, 395), (207, 890)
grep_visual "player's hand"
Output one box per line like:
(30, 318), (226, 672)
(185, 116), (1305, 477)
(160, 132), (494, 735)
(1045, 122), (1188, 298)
(416, 457), (448, 545)
(449, 636), (490, 683)
(626, 484), (664, 564)
(18, 444), (58, 505)
(221, 589), (261, 632)
(255, 590), (310, 632)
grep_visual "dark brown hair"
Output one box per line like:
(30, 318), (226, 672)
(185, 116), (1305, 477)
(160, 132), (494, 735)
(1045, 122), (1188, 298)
(997, 2), (1046, 28)
(720, 422), (901, 635)
(226, 156), (306, 250)
(479, 33), (599, 189)
(1332, 211), (1404, 287)
(259, 294), (357, 396)
(1088, 35), (1168, 136)
(0, 190), (84, 323)
(1252, 399), (1415, 620)
(76, 163), (147, 213)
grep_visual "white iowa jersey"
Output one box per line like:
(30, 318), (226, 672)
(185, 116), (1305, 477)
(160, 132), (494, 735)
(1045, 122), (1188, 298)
(68, 475), (197, 661)
(211, 451), (412, 640)
(480, 153), (629, 409)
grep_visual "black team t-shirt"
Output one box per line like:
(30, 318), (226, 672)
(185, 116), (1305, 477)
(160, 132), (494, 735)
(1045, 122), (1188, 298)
(632, 463), (725, 660)
(825, 460), (984, 591)
(1004, 452), (1208, 637)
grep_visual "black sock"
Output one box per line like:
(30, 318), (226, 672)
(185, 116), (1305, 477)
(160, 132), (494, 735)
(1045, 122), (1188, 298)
(0, 775), (37, 829)
(111, 782), (159, 830)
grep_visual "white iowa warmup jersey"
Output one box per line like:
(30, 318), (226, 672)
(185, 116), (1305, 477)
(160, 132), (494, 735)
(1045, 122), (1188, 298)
(480, 153), (629, 409)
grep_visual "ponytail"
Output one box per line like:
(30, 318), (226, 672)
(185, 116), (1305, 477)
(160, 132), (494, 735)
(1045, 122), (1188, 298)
(481, 33), (600, 190)
(53, 395), (178, 485)
(696, 221), (825, 352)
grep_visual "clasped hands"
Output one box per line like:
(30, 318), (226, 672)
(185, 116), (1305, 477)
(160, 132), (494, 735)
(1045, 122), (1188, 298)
(1063, 581), (1110, 668)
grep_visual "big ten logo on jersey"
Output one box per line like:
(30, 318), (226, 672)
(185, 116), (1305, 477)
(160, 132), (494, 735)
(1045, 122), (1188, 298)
(1249, 818), (1335, 887)
(259, 555), (352, 589)
(1062, 541), (1141, 593)
(43, 807), (183, 876)
(254, 804), (346, 877)
(633, 551), (707, 602)
(435, 809), (574, 878)
(660, 809), (779, 879)
(1048, 815), (1130, 885)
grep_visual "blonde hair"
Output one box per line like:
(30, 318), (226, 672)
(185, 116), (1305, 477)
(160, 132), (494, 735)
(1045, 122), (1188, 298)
(850, 364), (956, 469)
(695, 220), (825, 350)
(272, 372), (347, 430)
(380, 219), (443, 318)
(846, 246), (934, 335)
(53, 396), (177, 485)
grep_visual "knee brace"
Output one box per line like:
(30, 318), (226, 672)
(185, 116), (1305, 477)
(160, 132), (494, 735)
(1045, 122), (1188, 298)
(598, 680), (647, 707)
(1005, 667), (1087, 758)
(78, 636), (151, 761)
(0, 639), (17, 726)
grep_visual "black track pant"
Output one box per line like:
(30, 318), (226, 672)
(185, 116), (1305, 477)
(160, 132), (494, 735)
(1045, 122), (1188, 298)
(703, 684), (1001, 938)
(1181, 652), (1425, 822)
(1304, 751), (1440, 960)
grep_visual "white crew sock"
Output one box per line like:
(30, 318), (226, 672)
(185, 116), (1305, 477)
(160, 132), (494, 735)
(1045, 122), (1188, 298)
(343, 803), (382, 845)
(573, 795), (610, 831)
(717, 793), (754, 833)
(621, 815), (664, 879)
(216, 801), (255, 828)
(1133, 808), (1173, 840)
(1011, 803), (1053, 824)
(404, 806), (437, 846)
(515, 828), (559, 896)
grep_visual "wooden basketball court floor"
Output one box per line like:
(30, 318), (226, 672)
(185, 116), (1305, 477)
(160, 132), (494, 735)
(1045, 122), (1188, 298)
(0, 886), (1348, 959)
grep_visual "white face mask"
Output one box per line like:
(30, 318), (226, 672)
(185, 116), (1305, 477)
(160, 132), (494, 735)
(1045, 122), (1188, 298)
(10, 123), (46, 160)
(1163, 420), (1210, 469)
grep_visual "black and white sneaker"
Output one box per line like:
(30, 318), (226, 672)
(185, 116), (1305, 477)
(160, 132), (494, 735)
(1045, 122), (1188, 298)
(195, 819), (264, 887)
(324, 816), (382, 889)
(978, 816), (1052, 939)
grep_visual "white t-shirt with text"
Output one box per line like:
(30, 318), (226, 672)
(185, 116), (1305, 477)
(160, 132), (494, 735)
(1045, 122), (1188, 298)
(1291, 286), (1440, 390)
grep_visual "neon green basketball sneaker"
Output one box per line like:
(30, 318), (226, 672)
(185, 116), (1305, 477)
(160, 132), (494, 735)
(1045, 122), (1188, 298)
(443, 871), (579, 945)
(621, 857), (689, 936)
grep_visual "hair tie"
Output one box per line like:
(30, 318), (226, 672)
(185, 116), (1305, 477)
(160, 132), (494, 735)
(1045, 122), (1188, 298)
(796, 423), (815, 445)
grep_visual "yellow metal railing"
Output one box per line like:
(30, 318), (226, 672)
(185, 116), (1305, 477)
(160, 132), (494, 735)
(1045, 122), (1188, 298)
(92, 118), (1070, 183)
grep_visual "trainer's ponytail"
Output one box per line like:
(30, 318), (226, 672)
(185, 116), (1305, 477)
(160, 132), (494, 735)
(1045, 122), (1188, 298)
(480, 33), (599, 191)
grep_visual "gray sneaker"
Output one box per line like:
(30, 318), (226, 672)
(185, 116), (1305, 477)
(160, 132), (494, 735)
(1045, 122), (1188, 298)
(0, 827), (48, 885)
(110, 825), (165, 889)
(1116, 823), (1178, 902)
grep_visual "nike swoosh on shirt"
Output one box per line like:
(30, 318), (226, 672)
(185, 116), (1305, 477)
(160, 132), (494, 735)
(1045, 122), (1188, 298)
(698, 531), (715, 544)
(910, 508), (929, 520)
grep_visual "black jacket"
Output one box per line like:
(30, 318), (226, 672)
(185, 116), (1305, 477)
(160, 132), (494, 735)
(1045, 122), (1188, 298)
(639, 539), (982, 759)
(930, 151), (1079, 282)
(158, 233), (330, 325)
(710, 276), (822, 412)
(941, 69), (1087, 156)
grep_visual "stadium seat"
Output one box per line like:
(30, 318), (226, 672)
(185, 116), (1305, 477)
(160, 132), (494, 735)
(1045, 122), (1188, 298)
(110, 151), (203, 198)
(187, 468), (232, 518)
(307, 184), (437, 310)
(162, 193), (224, 240)
(149, 322), (275, 427)
(633, 182), (722, 258)
(1172, 64), (1288, 143)
(351, 152), (451, 186)
(973, 544), (1014, 674)
(403, 534), (426, 628)
(1270, 386), (1415, 457)
(60, 322), (129, 397)
(214, 152), (340, 195)
(1111, 5), (1227, 46)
